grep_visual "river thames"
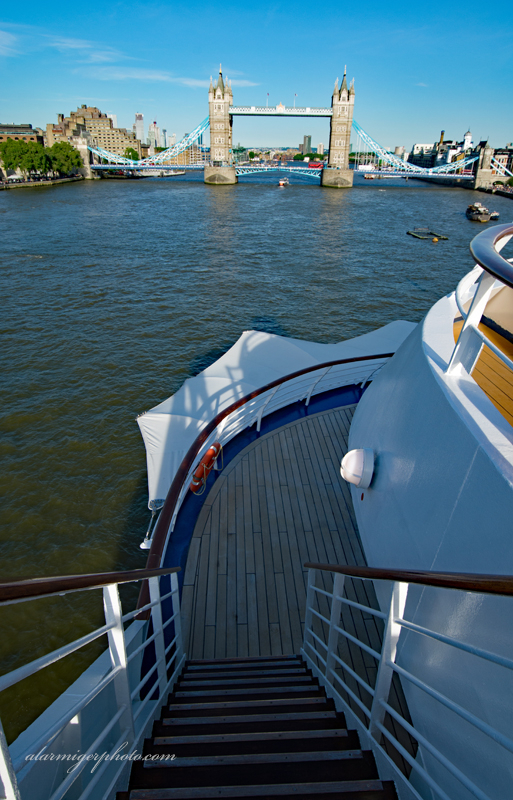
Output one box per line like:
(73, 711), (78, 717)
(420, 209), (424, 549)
(0, 172), (511, 738)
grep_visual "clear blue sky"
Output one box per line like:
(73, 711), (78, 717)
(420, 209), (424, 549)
(1, 0), (512, 150)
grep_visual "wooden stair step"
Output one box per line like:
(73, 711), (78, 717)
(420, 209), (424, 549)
(161, 711), (337, 727)
(178, 676), (313, 688)
(128, 778), (393, 798)
(172, 686), (321, 699)
(184, 660), (302, 672)
(166, 697), (329, 713)
(129, 750), (378, 790)
(153, 714), (345, 738)
(149, 729), (358, 758)
(153, 729), (351, 747)
(185, 656), (300, 667)
(142, 750), (365, 769)
(180, 668), (308, 679)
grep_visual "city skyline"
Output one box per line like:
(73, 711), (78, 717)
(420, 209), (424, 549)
(1, 0), (512, 150)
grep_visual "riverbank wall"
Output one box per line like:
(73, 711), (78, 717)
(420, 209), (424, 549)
(0, 176), (85, 191)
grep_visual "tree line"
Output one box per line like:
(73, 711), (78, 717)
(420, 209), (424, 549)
(0, 139), (83, 178)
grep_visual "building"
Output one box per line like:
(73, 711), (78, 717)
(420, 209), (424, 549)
(0, 123), (44, 145)
(318, 143), (324, 155)
(147, 121), (160, 150)
(491, 145), (513, 177)
(133, 113), (145, 144)
(46, 106), (142, 158)
(303, 135), (312, 154)
(408, 130), (475, 169)
(107, 114), (118, 129)
(327, 69), (355, 169)
(408, 142), (436, 168)
(208, 66), (233, 165)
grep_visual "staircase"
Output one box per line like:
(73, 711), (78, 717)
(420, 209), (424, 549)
(119, 654), (397, 799)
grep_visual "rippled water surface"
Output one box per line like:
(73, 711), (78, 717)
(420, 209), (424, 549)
(1, 172), (511, 739)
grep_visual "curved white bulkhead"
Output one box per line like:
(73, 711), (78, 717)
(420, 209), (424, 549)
(348, 280), (513, 799)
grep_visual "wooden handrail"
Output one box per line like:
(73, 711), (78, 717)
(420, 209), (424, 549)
(470, 223), (513, 290)
(140, 352), (394, 597)
(0, 567), (180, 603)
(304, 563), (513, 597)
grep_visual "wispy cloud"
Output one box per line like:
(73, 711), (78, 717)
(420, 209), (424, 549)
(47, 36), (123, 63)
(231, 79), (259, 87)
(80, 66), (259, 87)
(0, 30), (18, 56)
(416, 82), (428, 87)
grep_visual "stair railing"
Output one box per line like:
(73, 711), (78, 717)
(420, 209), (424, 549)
(448, 223), (513, 376)
(0, 567), (183, 800)
(302, 562), (513, 800)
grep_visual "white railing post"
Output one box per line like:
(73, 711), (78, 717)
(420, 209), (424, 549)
(103, 584), (136, 747)
(256, 386), (280, 432)
(325, 572), (346, 685)
(447, 270), (496, 374)
(368, 581), (408, 741)
(0, 717), (21, 800)
(148, 577), (168, 695)
(303, 569), (317, 651)
(169, 572), (184, 664)
(305, 367), (331, 407)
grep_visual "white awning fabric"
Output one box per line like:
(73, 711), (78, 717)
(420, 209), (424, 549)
(137, 321), (416, 505)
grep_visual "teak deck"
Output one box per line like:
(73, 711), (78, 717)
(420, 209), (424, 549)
(454, 319), (513, 428)
(181, 405), (365, 661)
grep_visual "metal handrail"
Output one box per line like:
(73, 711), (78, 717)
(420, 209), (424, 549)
(0, 566), (180, 604)
(304, 562), (513, 596)
(448, 224), (513, 377)
(140, 352), (394, 588)
(470, 223), (513, 289)
(302, 563), (513, 800)
(2, 569), (185, 800)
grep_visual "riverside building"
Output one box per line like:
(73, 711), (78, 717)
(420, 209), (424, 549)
(46, 106), (142, 158)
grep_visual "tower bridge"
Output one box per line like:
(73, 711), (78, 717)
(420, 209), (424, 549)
(86, 66), (506, 188)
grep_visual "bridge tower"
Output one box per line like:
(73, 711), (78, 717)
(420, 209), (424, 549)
(204, 65), (237, 185)
(322, 68), (355, 188)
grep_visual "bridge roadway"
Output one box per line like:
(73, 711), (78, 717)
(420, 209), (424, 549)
(229, 105), (332, 117)
(89, 163), (476, 181)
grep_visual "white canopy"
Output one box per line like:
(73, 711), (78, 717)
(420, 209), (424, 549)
(137, 322), (416, 505)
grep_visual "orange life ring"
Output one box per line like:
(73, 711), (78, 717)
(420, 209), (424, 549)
(190, 442), (222, 494)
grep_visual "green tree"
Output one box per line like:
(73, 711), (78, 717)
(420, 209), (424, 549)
(21, 142), (52, 176)
(46, 142), (83, 176)
(507, 177), (513, 187)
(293, 153), (304, 160)
(124, 147), (140, 160)
(0, 139), (29, 172)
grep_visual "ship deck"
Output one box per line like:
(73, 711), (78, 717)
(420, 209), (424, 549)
(181, 404), (364, 660)
(180, 403), (414, 763)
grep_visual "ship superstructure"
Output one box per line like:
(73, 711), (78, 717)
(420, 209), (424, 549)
(1, 225), (513, 800)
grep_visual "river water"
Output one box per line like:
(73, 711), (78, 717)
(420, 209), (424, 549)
(0, 171), (511, 740)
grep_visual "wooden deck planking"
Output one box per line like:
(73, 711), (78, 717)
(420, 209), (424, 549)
(454, 319), (513, 428)
(183, 405), (367, 661)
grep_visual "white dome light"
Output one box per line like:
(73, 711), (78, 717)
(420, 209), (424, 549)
(340, 448), (374, 489)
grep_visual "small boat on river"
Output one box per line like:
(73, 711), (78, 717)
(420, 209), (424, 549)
(278, 177), (289, 187)
(466, 201), (500, 222)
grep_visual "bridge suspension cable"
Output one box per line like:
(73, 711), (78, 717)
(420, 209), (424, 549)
(88, 117), (210, 167)
(351, 120), (479, 176)
(88, 114), (480, 180)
